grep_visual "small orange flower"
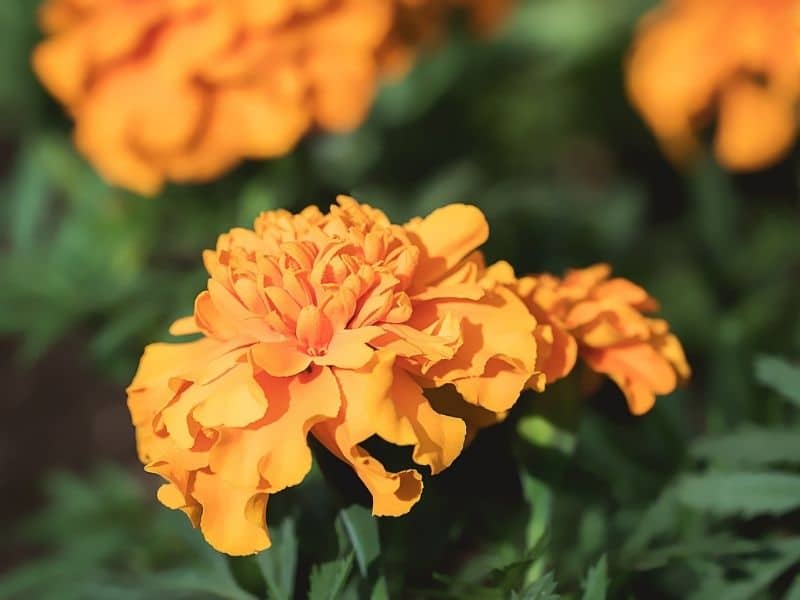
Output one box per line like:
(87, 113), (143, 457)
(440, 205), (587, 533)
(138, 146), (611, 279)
(127, 196), (539, 555)
(626, 0), (800, 171)
(492, 263), (690, 415)
(33, 0), (515, 195)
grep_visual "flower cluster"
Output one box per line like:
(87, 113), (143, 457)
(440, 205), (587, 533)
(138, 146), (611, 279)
(493, 262), (690, 415)
(626, 0), (800, 171)
(33, 0), (514, 195)
(127, 197), (539, 555)
(127, 198), (689, 555)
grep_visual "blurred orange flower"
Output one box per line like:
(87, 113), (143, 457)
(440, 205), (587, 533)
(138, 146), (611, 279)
(127, 196), (539, 555)
(33, 0), (514, 195)
(493, 263), (690, 415)
(626, 0), (800, 171)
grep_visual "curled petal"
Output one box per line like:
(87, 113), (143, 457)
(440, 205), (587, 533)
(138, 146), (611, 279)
(313, 419), (423, 517)
(386, 370), (466, 474)
(209, 366), (341, 491)
(406, 204), (489, 289)
(192, 470), (271, 556)
(582, 343), (678, 415)
(417, 287), (538, 412)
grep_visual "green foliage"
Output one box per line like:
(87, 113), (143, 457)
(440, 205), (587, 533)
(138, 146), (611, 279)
(308, 554), (354, 600)
(256, 519), (298, 600)
(756, 355), (800, 406)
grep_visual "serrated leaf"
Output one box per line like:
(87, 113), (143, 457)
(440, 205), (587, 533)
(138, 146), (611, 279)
(308, 554), (354, 600)
(511, 572), (560, 600)
(755, 356), (800, 406)
(692, 427), (800, 467)
(580, 556), (607, 600)
(337, 505), (380, 577)
(676, 472), (800, 518)
(256, 518), (297, 600)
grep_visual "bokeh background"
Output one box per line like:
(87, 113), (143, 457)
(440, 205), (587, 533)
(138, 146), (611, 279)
(2, 1), (800, 598)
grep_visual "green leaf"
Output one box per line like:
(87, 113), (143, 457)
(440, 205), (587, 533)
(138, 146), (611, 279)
(692, 426), (800, 467)
(6, 139), (50, 254)
(755, 355), (800, 406)
(580, 556), (607, 600)
(337, 505), (380, 577)
(676, 472), (800, 518)
(688, 538), (800, 600)
(145, 568), (256, 600)
(308, 553), (354, 600)
(785, 575), (800, 600)
(369, 576), (390, 600)
(511, 572), (560, 600)
(255, 518), (298, 600)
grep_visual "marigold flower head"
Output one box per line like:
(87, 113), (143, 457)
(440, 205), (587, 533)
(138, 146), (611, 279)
(626, 0), (800, 171)
(33, 0), (394, 195)
(492, 263), (690, 415)
(33, 0), (515, 195)
(127, 196), (539, 555)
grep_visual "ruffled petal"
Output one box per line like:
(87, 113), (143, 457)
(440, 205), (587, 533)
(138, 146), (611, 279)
(191, 470), (271, 556)
(312, 402), (423, 517)
(415, 287), (538, 411)
(208, 366), (341, 491)
(406, 204), (489, 289)
(386, 369), (466, 474)
(582, 343), (678, 415)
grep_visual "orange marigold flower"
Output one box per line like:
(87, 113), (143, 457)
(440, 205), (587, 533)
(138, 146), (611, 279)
(33, 0), (515, 195)
(492, 263), (690, 415)
(626, 0), (800, 171)
(127, 196), (539, 555)
(33, 0), (395, 195)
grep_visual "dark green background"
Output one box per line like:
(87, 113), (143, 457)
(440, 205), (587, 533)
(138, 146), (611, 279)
(2, 1), (800, 598)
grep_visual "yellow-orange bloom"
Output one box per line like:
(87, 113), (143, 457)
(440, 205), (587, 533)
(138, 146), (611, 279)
(492, 263), (690, 415)
(127, 196), (538, 555)
(626, 0), (800, 171)
(33, 0), (515, 195)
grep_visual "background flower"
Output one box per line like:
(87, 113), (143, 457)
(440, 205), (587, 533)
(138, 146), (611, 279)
(626, 0), (800, 171)
(33, 0), (515, 195)
(127, 197), (538, 555)
(497, 263), (690, 415)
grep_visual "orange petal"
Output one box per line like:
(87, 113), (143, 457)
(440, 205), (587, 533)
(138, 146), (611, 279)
(313, 326), (382, 369)
(582, 343), (678, 415)
(168, 316), (200, 336)
(313, 416), (422, 517)
(330, 351), (396, 444)
(295, 305), (334, 353)
(385, 370), (466, 474)
(191, 470), (270, 556)
(419, 287), (538, 411)
(406, 204), (489, 289)
(191, 362), (269, 429)
(251, 340), (311, 377)
(715, 80), (797, 171)
(209, 366), (341, 491)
